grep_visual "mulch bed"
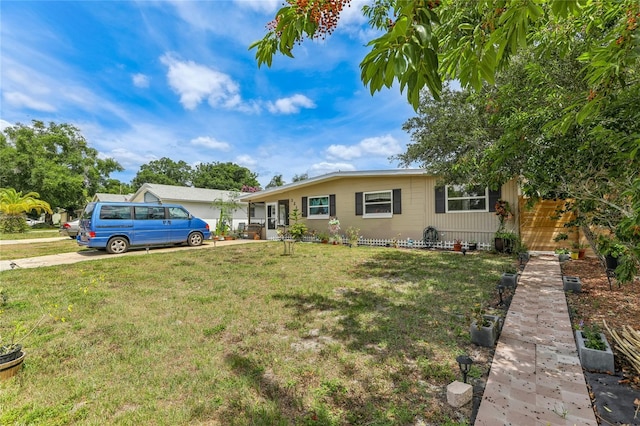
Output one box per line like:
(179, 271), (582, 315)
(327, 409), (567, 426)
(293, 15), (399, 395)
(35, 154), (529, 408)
(562, 256), (640, 424)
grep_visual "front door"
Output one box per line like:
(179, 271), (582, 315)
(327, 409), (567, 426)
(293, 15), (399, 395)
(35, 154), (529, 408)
(266, 202), (278, 239)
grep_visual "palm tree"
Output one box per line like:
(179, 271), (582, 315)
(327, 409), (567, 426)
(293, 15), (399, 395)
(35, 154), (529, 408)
(0, 188), (53, 233)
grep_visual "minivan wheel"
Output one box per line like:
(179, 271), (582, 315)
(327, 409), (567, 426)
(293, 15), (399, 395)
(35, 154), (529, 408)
(187, 232), (203, 246)
(106, 237), (129, 254)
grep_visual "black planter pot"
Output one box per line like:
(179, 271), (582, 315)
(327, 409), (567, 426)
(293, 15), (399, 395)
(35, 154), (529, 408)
(0, 344), (22, 364)
(605, 255), (619, 270)
(494, 237), (513, 253)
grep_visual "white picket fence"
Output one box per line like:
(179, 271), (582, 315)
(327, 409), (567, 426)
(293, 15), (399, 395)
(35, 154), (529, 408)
(269, 235), (492, 251)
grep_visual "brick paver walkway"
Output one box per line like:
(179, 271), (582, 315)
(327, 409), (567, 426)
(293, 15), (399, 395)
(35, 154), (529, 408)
(475, 254), (598, 425)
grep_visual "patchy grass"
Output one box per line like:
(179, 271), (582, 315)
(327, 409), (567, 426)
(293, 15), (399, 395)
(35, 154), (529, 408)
(0, 242), (512, 425)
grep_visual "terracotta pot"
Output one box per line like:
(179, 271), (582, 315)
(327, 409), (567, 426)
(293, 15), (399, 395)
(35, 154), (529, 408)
(453, 243), (462, 252)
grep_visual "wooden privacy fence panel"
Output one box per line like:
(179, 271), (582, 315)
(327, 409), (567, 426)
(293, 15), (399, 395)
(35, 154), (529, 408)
(519, 197), (577, 251)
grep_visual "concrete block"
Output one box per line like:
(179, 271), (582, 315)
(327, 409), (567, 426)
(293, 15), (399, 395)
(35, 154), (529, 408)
(501, 272), (518, 288)
(447, 380), (473, 407)
(563, 276), (582, 293)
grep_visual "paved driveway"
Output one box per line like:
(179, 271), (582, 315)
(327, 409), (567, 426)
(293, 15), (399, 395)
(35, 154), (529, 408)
(0, 238), (264, 272)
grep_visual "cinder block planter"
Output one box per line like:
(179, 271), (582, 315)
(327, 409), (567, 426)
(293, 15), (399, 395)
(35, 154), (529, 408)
(575, 330), (615, 373)
(563, 276), (582, 293)
(501, 272), (518, 289)
(470, 315), (500, 347)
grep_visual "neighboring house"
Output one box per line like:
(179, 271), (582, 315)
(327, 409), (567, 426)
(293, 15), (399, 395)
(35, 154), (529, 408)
(128, 183), (263, 231)
(238, 169), (519, 244)
(91, 193), (131, 202)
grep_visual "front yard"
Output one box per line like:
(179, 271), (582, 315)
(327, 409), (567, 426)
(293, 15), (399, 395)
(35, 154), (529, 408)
(0, 242), (512, 425)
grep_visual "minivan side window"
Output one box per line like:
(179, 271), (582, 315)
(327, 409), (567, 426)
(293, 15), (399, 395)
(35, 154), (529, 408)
(134, 206), (165, 220)
(99, 206), (132, 220)
(168, 207), (190, 219)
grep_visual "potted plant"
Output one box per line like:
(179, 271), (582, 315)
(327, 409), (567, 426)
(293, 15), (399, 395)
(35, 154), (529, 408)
(494, 230), (517, 254)
(0, 288), (57, 381)
(596, 236), (627, 270)
(555, 248), (571, 262)
(469, 304), (500, 347)
(212, 193), (242, 240)
(316, 231), (330, 244)
(328, 217), (341, 245)
(572, 241), (588, 259)
(494, 199), (515, 253)
(468, 241), (478, 251)
(453, 239), (462, 252)
(575, 322), (615, 372)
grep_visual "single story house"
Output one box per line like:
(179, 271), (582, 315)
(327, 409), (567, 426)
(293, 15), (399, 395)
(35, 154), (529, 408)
(128, 183), (264, 232)
(238, 169), (520, 246)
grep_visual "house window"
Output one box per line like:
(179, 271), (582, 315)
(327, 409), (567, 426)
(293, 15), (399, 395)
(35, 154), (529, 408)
(308, 196), (330, 218)
(446, 185), (488, 212)
(363, 190), (393, 218)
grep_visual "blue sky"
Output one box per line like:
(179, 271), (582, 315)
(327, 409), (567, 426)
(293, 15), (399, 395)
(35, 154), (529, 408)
(1, 1), (417, 188)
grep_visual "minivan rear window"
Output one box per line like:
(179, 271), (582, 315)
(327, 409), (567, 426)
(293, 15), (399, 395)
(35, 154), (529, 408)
(81, 203), (95, 220)
(99, 205), (132, 220)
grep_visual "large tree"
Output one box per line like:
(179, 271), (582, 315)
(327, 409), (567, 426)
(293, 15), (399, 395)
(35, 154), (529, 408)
(191, 162), (260, 191)
(131, 157), (193, 189)
(266, 174), (285, 188)
(252, 1), (638, 113)
(0, 121), (122, 214)
(399, 48), (640, 280)
(252, 0), (640, 279)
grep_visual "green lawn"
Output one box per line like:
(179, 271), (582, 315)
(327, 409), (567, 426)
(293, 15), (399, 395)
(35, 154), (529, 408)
(0, 229), (61, 240)
(0, 238), (84, 261)
(0, 242), (512, 425)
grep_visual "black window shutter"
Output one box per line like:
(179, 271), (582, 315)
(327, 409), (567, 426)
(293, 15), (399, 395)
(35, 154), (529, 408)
(393, 189), (402, 214)
(355, 192), (363, 216)
(435, 186), (445, 213)
(488, 188), (502, 212)
(329, 194), (336, 216)
(301, 196), (308, 217)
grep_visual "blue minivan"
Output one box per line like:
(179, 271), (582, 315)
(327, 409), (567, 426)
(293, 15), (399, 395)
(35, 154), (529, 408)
(77, 202), (211, 254)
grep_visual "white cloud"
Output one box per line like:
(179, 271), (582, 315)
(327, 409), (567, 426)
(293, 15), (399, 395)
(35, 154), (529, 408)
(132, 73), (150, 88)
(266, 94), (316, 114)
(160, 53), (244, 111)
(326, 134), (402, 160)
(0, 119), (15, 132)
(308, 162), (356, 177)
(233, 0), (280, 13)
(98, 147), (155, 170)
(191, 136), (231, 151)
(3, 91), (56, 112)
(236, 154), (257, 167)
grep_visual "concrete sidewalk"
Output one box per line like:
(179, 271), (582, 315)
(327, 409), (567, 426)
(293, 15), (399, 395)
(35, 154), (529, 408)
(475, 255), (598, 425)
(0, 238), (264, 272)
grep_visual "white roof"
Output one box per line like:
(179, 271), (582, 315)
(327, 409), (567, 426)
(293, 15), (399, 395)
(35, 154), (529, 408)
(239, 169), (429, 201)
(131, 183), (247, 203)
